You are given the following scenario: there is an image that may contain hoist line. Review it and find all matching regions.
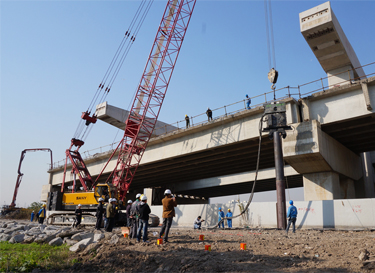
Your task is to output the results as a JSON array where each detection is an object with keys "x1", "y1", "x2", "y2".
[
  {"x1": 106, "y1": 0, "x2": 155, "y2": 92},
  {"x1": 264, "y1": 0, "x2": 271, "y2": 70},
  {"x1": 268, "y1": 0, "x2": 276, "y2": 69},
  {"x1": 72, "y1": 0, "x2": 154, "y2": 142},
  {"x1": 264, "y1": 0, "x2": 276, "y2": 70},
  {"x1": 87, "y1": 0, "x2": 150, "y2": 113}
]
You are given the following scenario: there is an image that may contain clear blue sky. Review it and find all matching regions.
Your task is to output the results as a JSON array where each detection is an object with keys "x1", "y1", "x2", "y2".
[{"x1": 1, "y1": 0, "x2": 374, "y2": 207}]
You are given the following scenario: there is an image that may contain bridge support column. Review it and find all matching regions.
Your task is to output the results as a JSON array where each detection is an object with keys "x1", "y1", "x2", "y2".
[{"x1": 303, "y1": 172, "x2": 340, "y2": 200}]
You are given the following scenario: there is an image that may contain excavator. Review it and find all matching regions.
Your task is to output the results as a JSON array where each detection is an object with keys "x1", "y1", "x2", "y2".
[{"x1": 46, "y1": 0, "x2": 196, "y2": 227}]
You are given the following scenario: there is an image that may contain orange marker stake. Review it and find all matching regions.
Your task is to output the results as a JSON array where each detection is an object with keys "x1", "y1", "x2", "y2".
[
  {"x1": 123, "y1": 233, "x2": 128, "y2": 238},
  {"x1": 240, "y1": 243, "x2": 246, "y2": 250},
  {"x1": 157, "y1": 238, "x2": 163, "y2": 245},
  {"x1": 205, "y1": 245, "x2": 211, "y2": 251},
  {"x1": 199, "y1": 235, "x2": 204, "y2": 241}
]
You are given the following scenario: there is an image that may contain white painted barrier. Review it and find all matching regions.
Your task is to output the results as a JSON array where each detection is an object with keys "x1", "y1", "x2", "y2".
[{"x1": 150, "y1": 198, "x2": 375, "y2": 229}]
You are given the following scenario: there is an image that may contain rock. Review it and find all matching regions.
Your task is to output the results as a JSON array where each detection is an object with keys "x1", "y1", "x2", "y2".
[
  {"x1": 108, "y1": 234, "x2": 119, "y2": 245},
  {"x1": 49, "y1": 237, "x2": 63, "y2": 246},
  {"x1": 71, "y1": 232, "x2": 94, "y2": 241},
  {"x1": 58, "y1": 229, "x2": 81, "y2": 238},
  {"x1": 4, "y1": 225, "x2": 25, "y2": 234},
  {"x1": 39, "y1": 225, "x2": 46, "y2": 232},
  {"x1": 11, "y1": 234, "x2": 25, "y2": 243},
  {"x1": 104, "y1": 232, "x2": 113, "y2": 240},
  {"x1": 0, "y1": 223, "x2": 7, "y2": 228},
  {"x1": 24, "y1": 235, "x2": 36, "y2": 244},
  {"x1": 93, "y1": 233, "x2": 104, "y2": 243},
  {"x1": 0, "y1": 228, "x2": 6, "y2": 233},
  {"x1": 359, "y1": 249, "x2": 369, "y2": 261},
  {"x1": 34, "y1": 234, "x2": 56, "y2": 244},
  {"x1": 69, "y1": 238, "x2": 93, "y2": 252},
  {"x1": 82, "y1": 243, "x2": 101, "y2": 255},
  {"x1": 0, "y1": 234, "x2": 12, "y2": 242},
  {"x1": 64, "y1": 238, "x2": 78, "y2": 246}
]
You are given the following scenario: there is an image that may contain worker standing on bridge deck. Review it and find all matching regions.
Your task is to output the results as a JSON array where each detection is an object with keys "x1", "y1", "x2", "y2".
[
  {"x1": 245, "y1": 95, "x2": 251, "y2": 109},
  {"x1": 130, "y1": 193, "x2": 142, "y2": 238},
  {"x1": 185, "y1": 115, "x2": 190, "y2": 128},
  {"x1": 159, "y1": 189, "x2": 177, "y2": 243},
  {"x1": 206, "y1": 108, "x2": 213, "y2": 121},
  {"x1": 286, "y1": 200, "x2": 298, "y2": 234},
  {"x1": 38, "y1": 204, "x2": 46, "y2": 224},
  {"x1": 226, "y1": 209, "x2": 233, "y2": 228},
  {"x1": 218, "y1": 207, "x2": 224, "y2": 228},
  {"x1": 95, "y1": 198, "x2": 105, "y2": 230},
  {"x1": 73, "y1": 204, "x2": 82, "y2": 228}
]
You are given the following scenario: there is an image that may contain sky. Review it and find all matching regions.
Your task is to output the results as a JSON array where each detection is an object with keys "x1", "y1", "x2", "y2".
[{"x1": 1, "y1": 0, "x2": 374, "y2": 207}]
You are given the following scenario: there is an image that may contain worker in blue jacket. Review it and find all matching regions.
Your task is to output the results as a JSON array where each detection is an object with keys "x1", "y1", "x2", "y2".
[
  {"x1": 30, "y1": 211, "x2": 35, "y2": 222},
  {"x1": 226, "y1": 209, "x2": 233, "y2": 228},
  {"x1": 38, "y1": 204, "x2": 46, "y2": 224},
  {"x1": 286, "y1": 200, "x2": 298, "y2": 234},
  {"x1": 218, "y1": 207, "x2": 224, "y2": 228}
]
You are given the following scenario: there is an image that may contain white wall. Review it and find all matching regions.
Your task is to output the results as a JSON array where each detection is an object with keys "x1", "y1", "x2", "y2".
[{"x1": 150, "y1": 198, "x2": 375, "y2": 229}]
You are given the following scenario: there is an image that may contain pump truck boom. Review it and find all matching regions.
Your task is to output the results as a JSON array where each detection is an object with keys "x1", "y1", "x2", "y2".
[
  {"x1": 47, "y1": 0, "x2": 196, "y2": 226},
  {"x1": 1, "y1": 149, "x2": 52, "y2": 216}
]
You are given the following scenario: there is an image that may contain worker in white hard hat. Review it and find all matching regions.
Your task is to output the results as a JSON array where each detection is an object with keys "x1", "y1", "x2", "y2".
[
  {"x1": 137, "y1": 195, "x2": 151, "y2": 243},
  {"x1": 130, "y1": 193, "x2": 142, "y2": 239},
  {"x1": 105, "y1": 198, "x2": 116, "y2": 232},
  {"x1": 95, "y1": 197, "x2": 105, "y2": 230},
  {"x1": 126, "y1": 200, "x2": 133, "y2": 229},
  {"x1": 159, "y1": 189, "x2": 177, "y2": 243},
  {"x1": 73, "y1": 204, "x2": 82, "y2": 228},
  {"x1": 185, "y1": 114, "x2": 190, "y2": 128}
]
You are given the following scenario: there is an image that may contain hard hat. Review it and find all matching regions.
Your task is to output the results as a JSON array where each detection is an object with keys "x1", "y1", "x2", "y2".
[
  {"x1": 246, "y1": 94, "x2": 248, "y2": 97},
  {"x1": 141, "y1": 195, "x2": 147, "y2": 201},
  {"x1": 164, "y1": 189, "x2": 172, "y2": 195},
  {"x1": 207, "y1": 107, "x2": 210, "y2": 109},
  {"x1": 78, "y1": 204, "x2": 82, "y2": 207},
  {"x1": 127, "y1": 200, "x2": 133, "y2": 204},
  {"x1": 98, "y1": 197, "x2": 104, "y2": 202},
  {"x1": 42, "y1": 204, "x2": 46, "y2": 208},
  {"x1": 218, "y1": 207, "x2": 222, "y2": 210},
  {"x1": 136, "y1": 193, "x2": 142, "y2": 199},
  {"x1": 185, "y1": 114, "x2": 187, "y2": 117},
  {"x1": 111, "y1": 198, "x2": 117, "y2": 202},
  {"x1": 228, "y1": 209, "x2": 231, "y2": 211},
  {"x1": 289, "y1": 200, "x2": 294, "y2": 205}
]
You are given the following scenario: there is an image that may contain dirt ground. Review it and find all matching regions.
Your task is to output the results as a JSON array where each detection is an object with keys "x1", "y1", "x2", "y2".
[{"x1": 65, "y1": 227, "x2": 375, "y2": 272}]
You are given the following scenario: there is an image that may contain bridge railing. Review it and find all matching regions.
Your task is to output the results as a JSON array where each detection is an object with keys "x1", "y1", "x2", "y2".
[{"x1": 52, "y1": 61, "x2": 375, "y2": 168}]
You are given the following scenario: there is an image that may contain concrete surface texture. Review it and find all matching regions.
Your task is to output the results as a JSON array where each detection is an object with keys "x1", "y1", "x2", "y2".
[{"x1": 150, "y1": 198, "x2": 375, "y2": 229}]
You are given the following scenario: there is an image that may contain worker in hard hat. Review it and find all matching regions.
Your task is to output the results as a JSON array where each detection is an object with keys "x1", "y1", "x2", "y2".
[
  {"x1": 218, "y1": 207, "x2": 224, "y2": 228},
  {"x1": 193, "y1": 216, "x2": 204, "y2": 229},
  {"x1": 158, "y1": 189, "x2": 177, "y2": 243},
  {"x1": 206, "y1": 107, "x2": 213, "y2": 121},
  {"x1": 286, "y1": 200, "x2": 298, "y2": 234},
  {"x1": 30, "y1": 211, "x2": 35, "y2": 222},
  {"x1": 95, "y1": 197, "x2": 105, "y2": 230},
  {"x1": 245, "y1": 94, "x2": 251, "y2": 109},
  {"x1": 137, "y1": 195, "x2": 151, "y2": 243},
  {"x1": 38, "y1": 204, "x2": 47, "y2": 224},
  {"x1": 73, "y1": 204, "x2": 82, "y2": 228},
  {"x1": 105, "y1": 198, "x2": 117, "y2": 232},
  {"x1": 185, "y1": 115, "x2": 190, "y2": 129},
  {"x1": 226, "y1": 209, "x2": 233, "y2": 228},
  {"x1": 130, "y1": 193, "x2": 142, "y2": 238}
]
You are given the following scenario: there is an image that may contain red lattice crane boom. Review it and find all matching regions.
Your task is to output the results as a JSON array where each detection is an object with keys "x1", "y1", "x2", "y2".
[{"x1": 97, "y1": 0, "x2": 196, "y2": 200}]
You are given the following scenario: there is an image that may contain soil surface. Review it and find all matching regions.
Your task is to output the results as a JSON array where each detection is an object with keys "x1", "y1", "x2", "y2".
[{"x1": 65, "y1": 227, "x2": 375, "y2": 272}]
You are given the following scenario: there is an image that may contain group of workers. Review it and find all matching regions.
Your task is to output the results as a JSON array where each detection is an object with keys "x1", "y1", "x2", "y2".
[
  {"x1": 30, "y1": 204, "x2": 47, "y2": 224},
  {"x1": 184, "y1": 95, "x2": 252, "y2": 129}
]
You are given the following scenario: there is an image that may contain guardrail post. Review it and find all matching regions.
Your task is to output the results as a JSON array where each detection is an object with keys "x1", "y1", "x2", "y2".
[
  {"x1": 177, "y1": 121, "x2": 179, "y2": 130},
  {"x1": 348, "y1": 70, "x2": 351, "y2": 84},
  {"x1": 298, "y1": 85, "x2": 301, "y2": 99},
  {"x1": 224, "y1": 106, "x2": 227, "y2": 116},
  {"x1": 287, "y1": 86, "x2": 290, "y2": 98},
  {"x1": 264, "y1": 93, "x2": 267, "y2": 103},
  {"x1": 321, "y1": 78, "x2": 325, "y2": 92},
  {"x1": 191, "y1": 117, "x2": 193, "y2": 126},
  {"x1": 243, "y1": 100, "x2": 246, "y2": 109},
  {"x1": 165, "y1": 125, "x2": 167, "y2": 133}
]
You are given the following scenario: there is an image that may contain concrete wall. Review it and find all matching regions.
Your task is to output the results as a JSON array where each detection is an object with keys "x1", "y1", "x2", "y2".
[{"x1": 150, "y1": 198, "x2": 375, "y2": 229}]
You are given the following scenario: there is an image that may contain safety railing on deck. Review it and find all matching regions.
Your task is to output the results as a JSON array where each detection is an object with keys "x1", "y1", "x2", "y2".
[{"x1": 52, "y1": 61, "x2": 375, "y2": 169}]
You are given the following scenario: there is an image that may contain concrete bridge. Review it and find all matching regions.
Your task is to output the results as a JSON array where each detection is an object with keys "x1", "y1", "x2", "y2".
[{"x1": 42, "y1": 1, "x2": 375, "y2": 205}]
